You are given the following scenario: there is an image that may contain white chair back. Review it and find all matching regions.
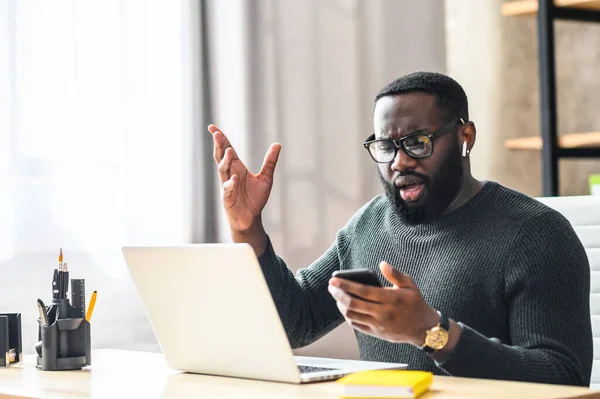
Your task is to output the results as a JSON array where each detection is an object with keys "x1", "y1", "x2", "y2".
[{"x1": 537, "y1": 195, "x2": 600, "y2": 388}]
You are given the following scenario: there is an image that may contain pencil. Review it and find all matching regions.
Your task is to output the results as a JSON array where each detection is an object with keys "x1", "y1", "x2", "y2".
[
  {"x1": 86, "y1": 291, "x2": 97, "y2": 322},
  {"x1": 58, "y1": 248, "x2": 64, "y2": 298}
]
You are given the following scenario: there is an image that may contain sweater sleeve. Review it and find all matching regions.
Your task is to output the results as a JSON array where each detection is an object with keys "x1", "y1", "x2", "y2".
[
  {"x1": 257, "y1": 234, "x2": 348, "y2": 349},
  {"x1": 437, "y1": 210, "x2": 593, "y2": 386}
]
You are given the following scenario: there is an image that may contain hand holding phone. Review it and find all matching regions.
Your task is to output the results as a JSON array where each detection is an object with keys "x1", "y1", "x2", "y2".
[{"x1": 331, "y1": 268, "x2": 382, "y2": 287}]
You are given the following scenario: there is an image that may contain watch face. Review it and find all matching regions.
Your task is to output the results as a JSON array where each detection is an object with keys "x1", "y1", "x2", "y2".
[{"x1": 425, "y1": 326, "x2": 449, "y2": 350}]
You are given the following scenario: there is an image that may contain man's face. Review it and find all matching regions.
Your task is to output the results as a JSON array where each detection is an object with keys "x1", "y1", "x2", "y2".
[{"x1": 373, "y1": 92, "x2": 463, "y2": 224}]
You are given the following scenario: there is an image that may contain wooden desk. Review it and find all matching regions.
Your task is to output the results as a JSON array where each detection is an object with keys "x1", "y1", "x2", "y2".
[{"x1": 0, "y1": 350, "x2": 599, "y2": 398}]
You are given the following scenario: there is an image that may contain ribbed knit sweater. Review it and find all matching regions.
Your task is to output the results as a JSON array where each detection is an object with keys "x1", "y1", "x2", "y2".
[{"x1": 258, "y1": 181, "x2": 593, "y2": 386}]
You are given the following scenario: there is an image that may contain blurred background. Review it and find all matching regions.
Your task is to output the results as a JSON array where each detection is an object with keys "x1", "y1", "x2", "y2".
[{"x1": 1, "y1": 0, "x2": 599, "y2": 359}]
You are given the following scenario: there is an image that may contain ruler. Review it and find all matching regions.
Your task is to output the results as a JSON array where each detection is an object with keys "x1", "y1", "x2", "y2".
[{"x1": 71, "y1": 279, "x2": 86, "y2": 319}]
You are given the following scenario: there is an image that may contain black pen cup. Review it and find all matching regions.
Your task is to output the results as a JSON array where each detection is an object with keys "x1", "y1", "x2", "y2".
[{"x1": 36, "y1": 301, "x2": 91, "y2": 371}]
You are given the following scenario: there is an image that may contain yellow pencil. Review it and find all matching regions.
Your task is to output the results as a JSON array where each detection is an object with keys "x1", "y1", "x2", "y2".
[{"x1": 86, "y1": 291, "x2": 97, "y2": 322}]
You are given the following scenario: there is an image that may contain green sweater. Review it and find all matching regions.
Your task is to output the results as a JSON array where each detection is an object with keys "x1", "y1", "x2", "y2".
[{"x1": 258, "y1": 181, "x2": 593, "y2": 386}]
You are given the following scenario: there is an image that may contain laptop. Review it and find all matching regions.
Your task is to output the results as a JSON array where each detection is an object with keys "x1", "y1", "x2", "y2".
[{"x1": 122, "y1": 243, "x2": 407, "y2": 384}]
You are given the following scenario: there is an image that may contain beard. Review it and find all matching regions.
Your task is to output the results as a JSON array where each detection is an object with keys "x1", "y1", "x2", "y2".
[{"x1": 378, "y1": 141, "x2": 464, "y2": 225}]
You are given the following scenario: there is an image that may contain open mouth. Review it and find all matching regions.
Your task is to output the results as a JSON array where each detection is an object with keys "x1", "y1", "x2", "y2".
[{"x1": 395, "y1": 179, "x2": 426, "y2": 202}]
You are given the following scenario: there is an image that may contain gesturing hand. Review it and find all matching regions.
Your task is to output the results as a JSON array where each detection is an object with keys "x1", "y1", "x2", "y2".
[
  {"x1": 208, "y1": 124, "x2": 281, "y2": 233},
  {"x1": 328, "y1": 261, "x2": 440, "y2": 347}
]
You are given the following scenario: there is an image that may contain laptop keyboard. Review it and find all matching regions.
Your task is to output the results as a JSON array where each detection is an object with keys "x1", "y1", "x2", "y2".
[{"x1": 297, "y1": 365, "x2": 339, "y2": 374}]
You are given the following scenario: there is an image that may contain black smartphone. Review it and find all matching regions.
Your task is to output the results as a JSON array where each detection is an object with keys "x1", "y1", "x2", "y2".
[{"x1": 332, "y1": 268, "x2": 382, "y2": 287}]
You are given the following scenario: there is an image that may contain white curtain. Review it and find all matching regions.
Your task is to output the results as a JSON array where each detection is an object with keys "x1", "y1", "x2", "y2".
[{"x1": 0, "y1": 0, "x2": 201, "y2": 353}]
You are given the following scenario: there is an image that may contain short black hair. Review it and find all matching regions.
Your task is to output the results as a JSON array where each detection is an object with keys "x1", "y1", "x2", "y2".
[{"x1": 374, "y1": 71, "x2": 469, "y2": 123}]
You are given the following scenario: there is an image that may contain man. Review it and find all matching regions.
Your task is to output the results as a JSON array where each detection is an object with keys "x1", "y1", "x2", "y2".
[{"x1": 208, "y1": 72, "x2": 592, "y2": 386}]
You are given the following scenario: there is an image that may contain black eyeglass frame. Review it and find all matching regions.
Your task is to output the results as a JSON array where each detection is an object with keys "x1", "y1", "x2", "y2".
[{"x1": 363, "y1": 118, "x2": 466, "y2": 163}]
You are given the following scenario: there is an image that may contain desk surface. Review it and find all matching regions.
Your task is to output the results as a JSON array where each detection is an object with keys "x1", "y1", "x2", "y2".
[{"x1": 0, "y1": 349, "x2": 599, "y2": 399}]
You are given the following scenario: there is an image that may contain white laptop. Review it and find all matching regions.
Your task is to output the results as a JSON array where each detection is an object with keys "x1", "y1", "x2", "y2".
[{"x1": 122, "y1": 243, "x2": 407, "y2": 384}]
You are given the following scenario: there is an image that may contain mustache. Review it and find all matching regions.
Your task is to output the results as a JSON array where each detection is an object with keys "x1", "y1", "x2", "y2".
[{"x1": 391, "y1": 171, "x2": 430, "y2": 185}]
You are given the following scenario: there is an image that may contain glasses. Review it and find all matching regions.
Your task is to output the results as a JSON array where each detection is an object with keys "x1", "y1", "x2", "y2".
[{"x1": 363, "y1": 118, "x2": 465, "y2": 163}]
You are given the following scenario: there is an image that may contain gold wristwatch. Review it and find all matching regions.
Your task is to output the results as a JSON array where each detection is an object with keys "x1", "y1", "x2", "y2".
[{"x1": 421, "y1": 311, "x2": 450, "y2": 353}]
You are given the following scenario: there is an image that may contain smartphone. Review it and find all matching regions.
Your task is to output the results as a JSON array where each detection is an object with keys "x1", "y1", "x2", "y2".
[{"x1": 332, "y1": 268, "x2": 382, "y2": 287}]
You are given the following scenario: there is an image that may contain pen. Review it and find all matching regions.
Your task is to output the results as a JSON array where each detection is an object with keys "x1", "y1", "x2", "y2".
[
  {"x1": 52, "y1": 269, "x2": 59, "y2": 300},
  {"x1": 58, "y1": 248, "x2": 64, "y2": 298},
  {"x1": 37, "y1": 298, "x2": 49, "y2": 326},
  {"x1": 62, "y1": 262, "x2": 69, "y2": 299},
  {"x1": 86, "y1": 291, "x2": 97, "y2": 322}
]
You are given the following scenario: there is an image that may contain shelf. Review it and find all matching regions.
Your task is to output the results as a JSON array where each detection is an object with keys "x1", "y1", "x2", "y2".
[
  {"x1": 504, "y1": 131, "x2": 600, "y2": 150},
  {"x1": 502, "y1": 0, "x2": 600, "y2": 194},
  {"x1": 502, "y1": 0, "x2": 600, "y2": 16}
]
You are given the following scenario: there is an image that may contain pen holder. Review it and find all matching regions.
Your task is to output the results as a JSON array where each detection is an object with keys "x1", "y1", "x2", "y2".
[
  {"x1": 0, "y1": 313, "x2": 22, "y2": 367},
  {"x1": 35, "y1": 299, "x2": 91, "y2": 371}
]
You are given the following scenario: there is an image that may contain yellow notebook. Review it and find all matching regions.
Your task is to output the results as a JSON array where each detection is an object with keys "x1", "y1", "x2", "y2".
[{"x1": 337, "y1": 370, "x2": 433, "y2": 399}]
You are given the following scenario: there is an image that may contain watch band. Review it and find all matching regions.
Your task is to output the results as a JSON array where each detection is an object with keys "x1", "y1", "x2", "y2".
[
  {"x1": 438, "y1": 311, "x2": 450, "y2": 330},
  {"x1": 422, "y1": 311, "x2": 450, "y2": 353}
]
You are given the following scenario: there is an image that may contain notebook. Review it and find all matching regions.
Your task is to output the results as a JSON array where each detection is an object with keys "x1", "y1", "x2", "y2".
[{"x1": 337, "y1": 370, "x2": 433, "y2": 399}]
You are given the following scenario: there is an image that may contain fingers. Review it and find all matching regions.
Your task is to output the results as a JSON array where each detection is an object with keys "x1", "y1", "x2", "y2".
[
  {"x1": 258, "y1": 143, "x2": 282, "y2": 183},
  {"x1": 207, "y1": 124, "x2": 220, "y2": 135},
  {"x1": 218, "y1": 147, "x2": 234, "y2": 184},
  {"x1": 209, "y1": 125, "x2": 281, "y2": 184},
  {"x1": 333, "y1": 297, "x2": 376, "y2": 333},
  {"x1": 221, "y1": 174, "x2": 238, "y2": 207},
  {"x1": 349, "y1": 322, "x2": 374, "y2": 336},
  {"x1": 338, "y1": 304, "x2": 374, "y2": 334},
  {"x1": 379, "y1": 261, "x2": 417, "y2": 289},
  {"x1": 329, "y1": 277, "x2": 386, "y2": 303},
  {"x1": 329, "y1": 285, "x2": 379, "y2": 316},
  {"x1": 209, "y1": 125, "x2": 239, "y2": 164},
  {"x1": 335, "y1": 301, "x2": 377, "y2": 325}
]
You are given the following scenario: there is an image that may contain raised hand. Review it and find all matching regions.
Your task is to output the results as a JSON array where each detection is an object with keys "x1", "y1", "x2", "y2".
[{"x1": 208, "y1": 124, "x2": 281, "y2": 252}]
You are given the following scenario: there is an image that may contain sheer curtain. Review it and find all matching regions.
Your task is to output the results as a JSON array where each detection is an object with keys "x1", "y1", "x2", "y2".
[{"x1": 0, "y1": 0, "x2": 202, "y2": 353}]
